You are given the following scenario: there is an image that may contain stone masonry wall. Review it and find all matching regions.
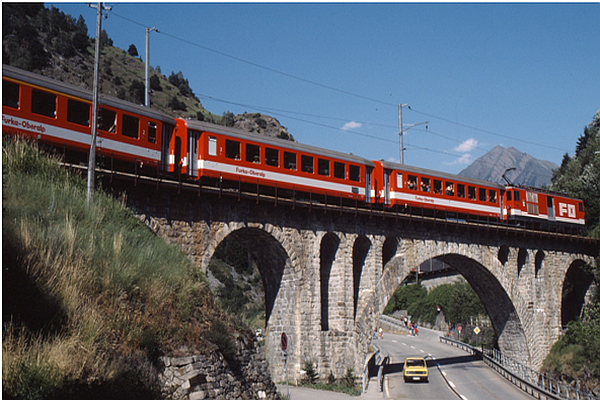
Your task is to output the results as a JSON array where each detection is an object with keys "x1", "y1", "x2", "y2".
[{"x1": 159, "y1": 335, "x2": 280, "y2": 400}]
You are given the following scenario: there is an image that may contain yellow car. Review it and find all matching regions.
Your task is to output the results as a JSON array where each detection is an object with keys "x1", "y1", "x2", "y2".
[{"x1": 403, "y1": 357, "x2": 429, "y2": 382}]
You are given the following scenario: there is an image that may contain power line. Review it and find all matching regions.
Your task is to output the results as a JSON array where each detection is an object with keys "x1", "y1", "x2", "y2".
[
  {"x1": 108, "y1": 8, "x2": 571, "y2": 155},
  {"x1": 197, "y1": 93, "x2": 399, "y2": 145}
]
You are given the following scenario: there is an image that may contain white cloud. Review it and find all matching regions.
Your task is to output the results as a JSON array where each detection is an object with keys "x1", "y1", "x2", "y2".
[
  {"x1": 457, "y1": 153, "x2": 473, "y2": 164},
  {"x1": 453, "y1": 138, "x2": 478, "y2": 153},
  {"x1": 445, "y1": 153, "x2": 473, "y2": 166},
  {"x1": 341, "y1": 121, "x2": 362, "y2": 131}
]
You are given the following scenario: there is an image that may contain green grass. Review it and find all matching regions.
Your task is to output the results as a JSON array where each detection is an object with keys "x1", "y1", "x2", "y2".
[{"x1": 2, "y1": 137, "x2": 238, "y2": 399}]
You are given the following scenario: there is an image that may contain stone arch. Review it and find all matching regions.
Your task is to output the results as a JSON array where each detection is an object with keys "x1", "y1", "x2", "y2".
[
  {"x1": 353, "y1": 235, "x2": 371, "y2": 319},
  {"x1": 517, "y1": 247, "x2": 528, "y2": 277},
  {"x1": 367, "y1": 246, "x2": 531, "y2": 366},
  {"x1": 561, "y1": 260, "x2": 595, "y2": 327},
  {"x1": 320, "y1": 233, "x2": 341, "y2": 331},
  {"x1": 535, "y1": 250, "x2": 545, "y2": 278},
  {"x1": 439, "y1": 253, "x2": 531, "y2": 365},
  {"x1": 382, "y1": 237, "x2": 398, "y2": 272},
  {"x1": 211, "y1": 226, "x2": 290, "y2": 326}
]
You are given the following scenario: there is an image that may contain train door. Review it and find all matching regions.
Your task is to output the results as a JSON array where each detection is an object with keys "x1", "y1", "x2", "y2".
[
  {"x1": 547, "y1": 196, "x2": 555, "y2": 222},
  {"x1": 383, "y1": 168, "x2": 391, "y2": 205},
  {"x1": 188, "y1": 129, "x2": 201, "y2": 178},
  {"x1": 161, "y1": 123, "x2": 175, "y2": 171},
  {"x1": 365, "y1": 166, "x2": 372, "y2": 203}
]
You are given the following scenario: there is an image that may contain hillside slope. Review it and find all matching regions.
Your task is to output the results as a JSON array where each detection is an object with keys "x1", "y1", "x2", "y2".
[
  {"x1": 2, "y1": 138, "x2": 278, "y2": 399},
  {"x1": 2, "y1": 3, "x2": 292, "y2": 140}
]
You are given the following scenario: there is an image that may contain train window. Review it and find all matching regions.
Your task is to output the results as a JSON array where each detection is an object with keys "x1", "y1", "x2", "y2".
[
  {"x1": 408, "y1": 175, "x2": 418, "y2": 190},
  {"x1": 122, "y1": 114, "x2": 139, "y2": 139},
  {"x1": 301, "y1": 155, "x2": 313, "y2": 173},
  {"x1": 265, "y1": 147, "x2": 279, "y2": 167},
  {"x1": 420, "y1": 177, "x2": 430, "y2": 192},
  {"x1": 526, "y1": 192, "x2": 538, "y2": 204},
  {"x1": 468, "y1": 186, "x2": 476, "y2": 200},
  {"x1": 396, "y1": 173, "x2": 403, "y2": 188},
  {"x1": 67, "y1": 99, "x2": 90, "y2": 127},
  {"x1": 246, "y1": 143, "x2": 260, "y2": 163},
  {"x1": 478, "y1": 188, "x2": 487, "y2": 202},
  {"x1": 283, "y1": 151, "x2": 297, "y2": 170},
  {"x1": 350, "y1": 165, "x2": 360, "y2": 182},
  {"x1": 527, "y1": 203, "x2": 539, "y2": 215},
  {"x1": 579, "y1": 202, "x2": 584, "y2": 212},
  {"x1": 148, "y1": 121, "x2": 157, "y2": 144},
  {"x1": 446, "y1": 182, "x2": 454, "y2": 196},
  {"x1": 31, "y1": 89, "x2": 56, "y2": 118},
  {"x1": 225, "y1": 139, "x2": 241, "y2": 160},
  {"x1": 506, "y1": 191, "x2": 512, "y2": 201},
  {"x1": 318, "y1": 158, "x2": 330, "y2": 176},
  {"x1": 514, "y1": 190, "x2": 520, "y2": 202},
  {"x1": 3, "y1": 81, "x2": 20, "y2": 108},
  {"x1": 457, "y1": 184, "x2": 465, "y2": 198},
  {"x1": 489, "y1": 190, "x2": 497, "y2": 203},
  {"x1": 98, "y1": 108, "x2": 117, "y2": 132},
  {"x1": 433, "y1": 179, "x2": 442, "y2": 194},
  {"x1": 334, "y1": 162, "x2": 345, "y2": 179},
  {"x1": 208, "y1": 136, "x2": 217, "y2": 156}
]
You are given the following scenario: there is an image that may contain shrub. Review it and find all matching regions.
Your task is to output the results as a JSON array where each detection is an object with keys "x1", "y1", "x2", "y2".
[
  {"x1": 301, "y1": 361, "x2": 319, "y2": 385},
  {"x1": 340, "y1": 368, "x2": 356, "y2": 388}
]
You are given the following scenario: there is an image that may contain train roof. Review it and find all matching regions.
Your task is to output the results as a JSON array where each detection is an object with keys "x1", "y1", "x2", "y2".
[
  {"x1": 2, "y1": 64, "x2": 175, "y2": 124},
  {"x1": 378, "y1": 159, "x2": 505, "y2": 190},
  {"x1": 183, "y1": 119, "x2": 375, "y2": 167}
]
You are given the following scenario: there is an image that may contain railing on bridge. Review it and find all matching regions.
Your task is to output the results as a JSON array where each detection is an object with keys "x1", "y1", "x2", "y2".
[{"x1": 440, "y1": 336, "x2": 599, "y2": 400}]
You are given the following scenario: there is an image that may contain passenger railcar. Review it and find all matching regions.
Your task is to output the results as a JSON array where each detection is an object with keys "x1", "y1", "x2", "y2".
[
  {"x1": 2, "y1": 64, "x2": 178, "y2": 173},
  {"x1": 176, "y1": 119, "x2": 374, "y2": 202},
  {"x1": 372, "y1": 160, "x2": 504, "y2": 220}
]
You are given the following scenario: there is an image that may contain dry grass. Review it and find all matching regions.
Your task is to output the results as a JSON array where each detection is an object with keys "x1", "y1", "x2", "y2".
[{"x1": 2, "y1": 137, "x2": 237, "y2": 399}]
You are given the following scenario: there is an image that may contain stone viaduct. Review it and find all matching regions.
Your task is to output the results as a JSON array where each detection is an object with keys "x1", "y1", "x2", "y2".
[{"x1": 107, "y1": 177, "x2": 598, "y2": 383}]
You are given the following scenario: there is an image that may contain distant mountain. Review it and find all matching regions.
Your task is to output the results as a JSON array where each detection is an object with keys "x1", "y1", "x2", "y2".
[{"x1": 458, "y1": 146, "x2": 557, "y2": 188}]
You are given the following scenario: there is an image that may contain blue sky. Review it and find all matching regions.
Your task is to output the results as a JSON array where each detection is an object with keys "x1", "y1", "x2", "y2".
[{"x1": 51, "y1": 2, "x2": 599, "y2": 176}]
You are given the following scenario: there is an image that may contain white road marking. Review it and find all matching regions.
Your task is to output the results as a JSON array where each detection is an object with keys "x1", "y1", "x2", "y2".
[{"x1": 448, "y1": 380, "x2": 456, "y2": 388}]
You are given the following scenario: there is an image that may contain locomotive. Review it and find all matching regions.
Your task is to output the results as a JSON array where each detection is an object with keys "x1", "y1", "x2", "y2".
[{"x1": 2, "y1": 64, "x2": 585, "y2": 231}]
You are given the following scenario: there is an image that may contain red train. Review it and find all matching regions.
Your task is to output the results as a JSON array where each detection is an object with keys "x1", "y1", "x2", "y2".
[{"x1": 2, "y1": 65, "x2": 585, "y2": 231}]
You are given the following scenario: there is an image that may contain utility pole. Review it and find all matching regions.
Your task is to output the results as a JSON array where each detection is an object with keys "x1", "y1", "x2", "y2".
[
  {"x1": 145, "y1": 26, "x2": 158, "y2": 107},
  {"x1": 87, "y1": 2, "x2": 111, "y2": 204},
  {"x1": 398, "y1": 103, "x2": 428, "y2": 165},
  {"x1": 398, "y1": 103, "x2": 408, "y2": 165}
]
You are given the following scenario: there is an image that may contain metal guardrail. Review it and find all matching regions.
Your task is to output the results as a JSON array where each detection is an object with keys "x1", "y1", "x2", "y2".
[
  {"x1": 362, "y1": 343, "x2": 390, "y2": 394},
  {"x1": 380, "y1": 314, "x2": 410, "y2": 332},
  {"x1": 440, "y1": 337, "x2": 598, "y2": 400}
]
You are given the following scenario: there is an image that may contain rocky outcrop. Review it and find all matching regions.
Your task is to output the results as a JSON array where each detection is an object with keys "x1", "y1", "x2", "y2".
[{"x1": 233, "y1": 113, "x2": 294, "y2": 142}]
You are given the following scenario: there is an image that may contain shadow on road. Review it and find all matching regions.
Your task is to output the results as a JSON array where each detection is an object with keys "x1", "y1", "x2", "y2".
[{"x1": 383, "y1": 354, "x2": 481, "y2": 376}]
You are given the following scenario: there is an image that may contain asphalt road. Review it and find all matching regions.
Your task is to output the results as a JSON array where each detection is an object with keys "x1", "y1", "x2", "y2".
[
  {"x1": 376, "y1": 328, "x2": 534, "y2": 400},
  {"x1": 276, "y1": 327, "x2": 534, "y2": 399}
]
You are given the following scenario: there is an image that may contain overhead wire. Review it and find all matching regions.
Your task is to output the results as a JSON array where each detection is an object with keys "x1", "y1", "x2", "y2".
[{"x1": 107, "y1": 8, "x2": 570, "y2": 160}]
